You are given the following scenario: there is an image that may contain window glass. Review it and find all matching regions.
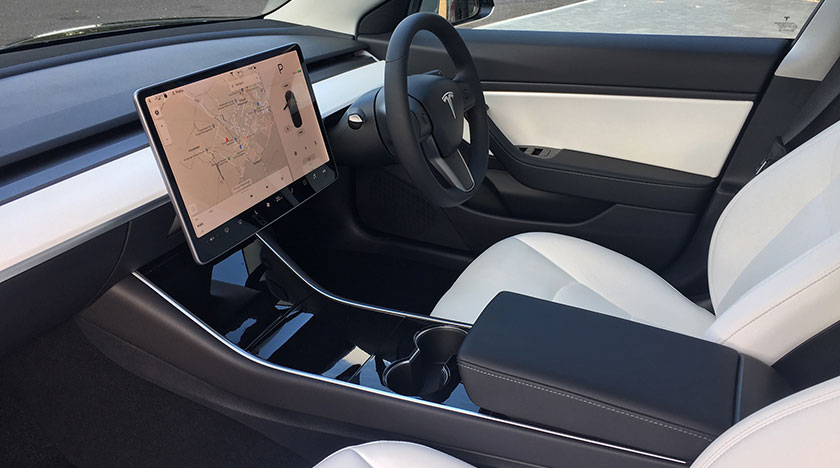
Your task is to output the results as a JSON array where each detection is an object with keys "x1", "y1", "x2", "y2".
[{"x1": 459, "y1": 0, "x2": 820, "y2": 39}]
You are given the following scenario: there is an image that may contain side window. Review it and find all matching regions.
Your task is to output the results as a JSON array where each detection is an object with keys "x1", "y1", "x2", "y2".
[{"x1": 447, "y1": 0, "x2": 821, "y2": 39}]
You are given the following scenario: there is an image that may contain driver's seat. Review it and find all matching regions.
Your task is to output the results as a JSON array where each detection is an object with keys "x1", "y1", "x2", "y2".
[{"x1": 431, "y1": 120, "x2": 840, "y2": 364}]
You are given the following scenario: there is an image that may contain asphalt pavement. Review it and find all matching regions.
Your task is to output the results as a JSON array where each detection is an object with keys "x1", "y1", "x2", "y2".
[{"x1": 477, "y1": 0, "x2": 818, "y2": 38}]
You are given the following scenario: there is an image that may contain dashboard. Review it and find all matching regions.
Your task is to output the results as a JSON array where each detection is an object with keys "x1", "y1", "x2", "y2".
[
  {"x1": 0, "y1": 20, "x2": 358, "y2": 169},
  {"x1": 0, "y1": 21, "x2": 385, "y2": 281},
  {"x1": 0, "y1": 20, "x2": 384, "y2": 353}
]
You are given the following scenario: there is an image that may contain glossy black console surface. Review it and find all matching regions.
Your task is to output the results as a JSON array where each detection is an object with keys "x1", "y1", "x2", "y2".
[{"x1": 140, "y1": 240, "x2": 477, "y2": 411}]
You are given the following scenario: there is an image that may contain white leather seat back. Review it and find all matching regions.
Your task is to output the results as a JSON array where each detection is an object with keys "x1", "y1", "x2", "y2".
[
  {"x1": 705, "y1": 120, "x2": 840, "y2": 363},
  {"x1": 690, "y1": 374, "x2": 840, "y2": 468}
]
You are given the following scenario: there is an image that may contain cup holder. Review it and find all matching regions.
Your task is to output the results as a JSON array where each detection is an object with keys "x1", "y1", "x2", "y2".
[{"x1": 383, "y1": 325, "x2": 468, "y2": 401}]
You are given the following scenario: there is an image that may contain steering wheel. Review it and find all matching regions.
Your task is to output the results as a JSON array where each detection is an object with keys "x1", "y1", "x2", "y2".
[{"x1": 384, "y1": 13, "x2": 489, "y2": 208}]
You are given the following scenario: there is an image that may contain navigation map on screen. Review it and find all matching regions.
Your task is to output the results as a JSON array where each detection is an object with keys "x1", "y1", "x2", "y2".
[{"x1": 144, "y1": 49, "x2": 329, "y2": 238}]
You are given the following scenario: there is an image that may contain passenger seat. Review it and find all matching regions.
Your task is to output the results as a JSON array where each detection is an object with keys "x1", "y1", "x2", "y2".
[{"x1": 315, "y1": 373, "x2": 840, "y2": 467}]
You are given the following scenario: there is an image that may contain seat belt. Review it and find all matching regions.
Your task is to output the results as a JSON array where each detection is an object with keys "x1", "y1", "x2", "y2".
[{"x1": 756, "y1": 62, "x2": 840, "y2": 175}]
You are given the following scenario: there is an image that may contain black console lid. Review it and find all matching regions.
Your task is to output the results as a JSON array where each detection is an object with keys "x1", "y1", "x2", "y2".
[{"x1": 458, "y1": 293, "x2": 743, "y2": 461}]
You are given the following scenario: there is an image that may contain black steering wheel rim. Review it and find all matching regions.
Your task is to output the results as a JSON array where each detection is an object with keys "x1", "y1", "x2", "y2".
[{"x1": 384, "y1": 12, "x2": 489, "y2": 208}]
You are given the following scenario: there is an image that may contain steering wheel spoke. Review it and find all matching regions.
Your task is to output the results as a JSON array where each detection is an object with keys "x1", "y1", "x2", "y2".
[
  {"x1": 384, "y1": 12, "x2": 488, "y2": 207},
  {"x1": 420, "y1": 137, "x2": 475, "y2": 192},
  {"x1": 454, "y1": 78, "x2": 477, "y2": 112},
  {"x1": 411, "y1": 106, "x2": 433, "y2": 139}
]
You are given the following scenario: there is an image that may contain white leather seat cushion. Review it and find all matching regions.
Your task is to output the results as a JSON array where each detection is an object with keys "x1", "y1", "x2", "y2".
[
  {"x1": 690, "y1": 374, "x2": 840, "y2": 468},
  {"x1": 317, "y1": 376, "x2": 840, "y2": 468},
  {"x1": 431, "y1": 232, "x2": 714, "y2": 336},
  {"x1": 314, "y1": 441, "x2": 475, "y2": 468}
]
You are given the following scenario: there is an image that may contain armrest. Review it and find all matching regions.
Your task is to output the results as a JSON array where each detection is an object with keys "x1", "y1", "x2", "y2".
[{"x1": 457, "y1": 293, "x2": 791, "y2": 461}]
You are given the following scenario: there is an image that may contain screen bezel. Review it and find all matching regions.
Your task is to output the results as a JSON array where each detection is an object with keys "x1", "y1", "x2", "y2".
[{"x1": 134, "y1": 43, "x2": 338, "y2": 265}]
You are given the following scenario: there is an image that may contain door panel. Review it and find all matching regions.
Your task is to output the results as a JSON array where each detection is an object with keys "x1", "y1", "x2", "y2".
[
  {"x1": 484, "y1": 91, "x2": 752, "y2": 177},
  {"x1": 362, "y1": 30, "x2": 787, "y2": 93},
  {"x1": 356, "y1": 164, "x2": 701, "y2": 271},
  {"x1": 487, "y1": 120, "x2": 716, "y2": 213},
  {"x1": 356, "y1": 30, "x2": 788, "y2": 276}
]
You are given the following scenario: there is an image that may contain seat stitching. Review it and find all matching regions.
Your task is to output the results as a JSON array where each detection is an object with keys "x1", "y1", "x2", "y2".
[
  {"x1": 514, "y1": 236, "x2": 705, "y2": 327},
  {"x1": 316, "y1": 446, "x2": 373, "y2": 467},
  {"x1": 719, "y1": 260, "x2": 840, "y2": 345},
  {"x1": 693, "y1": 388, "x2": 840, "y2": 468},
  {"x1": 709, "y1": 124, "x2": 840, "y2": 310},
  {"x1": 714, "y1": 221, "x2": 840, "y2": 315},
  {"x1": 512, "y1": 237, "x2": 625, "y2": 313},
  {"x1": 459, "y1": 363, "x2": 714, "y2": 441},
  {"x1": 346, "y1": 448, "x2": 376, "y2": 468}
]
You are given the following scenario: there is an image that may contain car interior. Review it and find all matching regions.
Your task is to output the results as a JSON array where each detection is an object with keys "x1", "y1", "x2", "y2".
[{"x1": 2, "y1": 0, "x2": 840, "y2": 466}]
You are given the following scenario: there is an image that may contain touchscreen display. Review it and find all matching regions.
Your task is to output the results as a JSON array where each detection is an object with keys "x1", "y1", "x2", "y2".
[{"x1": 144, "y1": 49, "x2": 329, "y2": 238}]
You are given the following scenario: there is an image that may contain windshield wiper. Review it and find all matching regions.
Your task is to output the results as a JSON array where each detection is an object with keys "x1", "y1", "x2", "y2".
[{"x1": 3, "y1": 17, "x2": 239, "y2": 50}]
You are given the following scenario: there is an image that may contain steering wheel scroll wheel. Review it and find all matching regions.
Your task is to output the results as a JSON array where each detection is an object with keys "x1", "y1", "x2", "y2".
[{"x1": 385, "y1": 12, "x2": 489, "y2": 208}]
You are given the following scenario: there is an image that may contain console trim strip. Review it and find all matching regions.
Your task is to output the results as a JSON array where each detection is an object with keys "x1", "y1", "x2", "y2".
[
  {"x1": 256, "y1": 231, "x2": 466, "y2": 326},
  {"x1": 132, "y1": 270, "x2": 686, "y2": 465}
]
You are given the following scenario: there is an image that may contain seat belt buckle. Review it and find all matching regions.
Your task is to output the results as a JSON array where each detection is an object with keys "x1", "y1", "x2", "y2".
[{"x1": 756, "y1": 137, "x2": 789, "y2": 175}]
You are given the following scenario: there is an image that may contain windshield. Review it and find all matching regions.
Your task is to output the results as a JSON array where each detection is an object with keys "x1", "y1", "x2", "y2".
[
  {"x1": 2, "y1": 0, "x2": 820, "y2": 50},
  {"x1": 2, "y1": 0, "x2": 288, "y2": 48}
]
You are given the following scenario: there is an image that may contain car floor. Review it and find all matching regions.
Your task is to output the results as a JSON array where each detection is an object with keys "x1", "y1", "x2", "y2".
[{"x1": 0, "y1": 321, "x2": 309, "y2": 468}]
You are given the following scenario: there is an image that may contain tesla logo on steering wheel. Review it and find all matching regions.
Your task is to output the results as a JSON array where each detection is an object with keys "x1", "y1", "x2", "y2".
[{"x1": 441, "y1": 91, "x2": 456, "y2": 120}]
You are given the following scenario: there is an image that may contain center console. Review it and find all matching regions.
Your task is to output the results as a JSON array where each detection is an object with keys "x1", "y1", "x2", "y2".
[
  {"x1": 456, "y1": 292, "x2": 793, "y2": 461},
  {"x1": 132, "y1": 234, "x2": 477, "y2": 411},
  {"x1": 78, "y1": 227, "x2": 798, "y2": 467}
]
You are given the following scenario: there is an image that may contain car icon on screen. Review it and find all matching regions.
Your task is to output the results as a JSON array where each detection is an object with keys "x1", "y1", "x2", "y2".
[{"x1": 284, "y1": 90, "x2": 303, "y2": 128}]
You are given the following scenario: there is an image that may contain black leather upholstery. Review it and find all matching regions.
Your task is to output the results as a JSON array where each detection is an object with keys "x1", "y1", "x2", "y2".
[{"x1": 457, "y1": 293, "x2": 741, "y2": 460}]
